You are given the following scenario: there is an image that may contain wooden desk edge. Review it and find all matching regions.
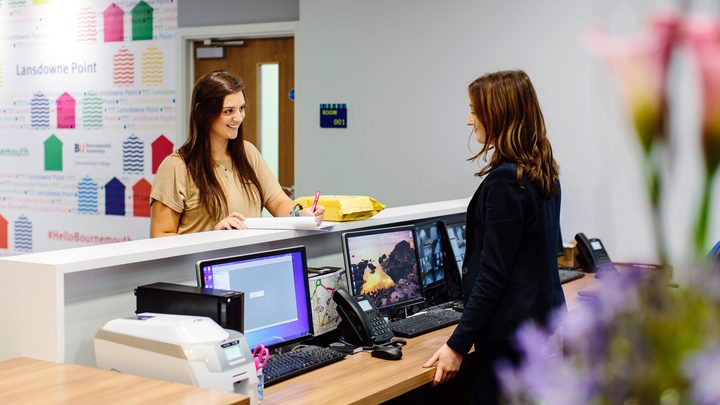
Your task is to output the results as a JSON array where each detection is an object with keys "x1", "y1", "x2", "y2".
[{"x1": 0, "y1": 357, "x2": 249, "y2": 405}]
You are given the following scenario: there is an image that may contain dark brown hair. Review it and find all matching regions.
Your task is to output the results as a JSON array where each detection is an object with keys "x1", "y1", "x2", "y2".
[
  {"x1": 178, "y1": 70, "x2": 264, "y2": 221},
  {"x1": 469, "y1": 70, "x2": 559, "y2": 198}
]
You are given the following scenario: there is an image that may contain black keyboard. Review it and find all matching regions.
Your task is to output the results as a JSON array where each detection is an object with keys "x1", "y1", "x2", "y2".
[
  {"x1": 425, "y1": 299, "x2": 464, "y2": 312},
  {"x1": 559, "y1": 269, "x2": 585, "y2": 284},
  {"x1": 389, "y1": 309, "x2": 462, "y2": 338},
  {"x1": 263, "y1": 345, "x2": 346, "y2": 386}
]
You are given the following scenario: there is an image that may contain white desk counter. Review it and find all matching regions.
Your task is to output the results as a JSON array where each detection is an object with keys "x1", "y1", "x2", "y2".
[{"x1": 0, "y1": 199, "x2": 467, "y2": 366}]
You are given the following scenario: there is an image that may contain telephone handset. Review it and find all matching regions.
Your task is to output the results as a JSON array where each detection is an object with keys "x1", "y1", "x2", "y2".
[
  {"x1": 574, "y1": 232, "x2": 617, "y2": 275},
  {"x1": 332, "y1": 288, "x2": 393, "y2": 346}
]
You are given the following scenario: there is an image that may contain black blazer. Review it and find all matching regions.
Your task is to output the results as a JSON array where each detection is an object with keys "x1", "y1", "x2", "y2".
[{"x1": 447, "y1": 162, "x2": 566, "y2": 354}]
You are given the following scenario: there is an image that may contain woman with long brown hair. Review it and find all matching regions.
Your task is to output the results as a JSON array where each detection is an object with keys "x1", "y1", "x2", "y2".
[
  {"x1": 424, "y1": 70, "x2": 566, "y2": 404},
  {"x1": 150, "y1": 70, "x2": 323, "y2": 236}
]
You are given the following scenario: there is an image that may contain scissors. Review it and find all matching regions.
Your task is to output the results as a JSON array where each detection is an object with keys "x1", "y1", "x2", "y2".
[{"x1": 253, "y1": 344, "x2": 269, "y2": 371}]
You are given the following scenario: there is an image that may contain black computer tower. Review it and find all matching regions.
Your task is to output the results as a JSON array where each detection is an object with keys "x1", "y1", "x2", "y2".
[{"x1": 135, "y1": 282, "x2": 244, "y2": 333}]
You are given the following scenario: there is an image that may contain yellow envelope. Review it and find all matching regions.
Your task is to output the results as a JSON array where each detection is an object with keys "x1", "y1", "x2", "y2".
[{"x1": 294, "y1": 195, "x2": 386, "y2": 222}]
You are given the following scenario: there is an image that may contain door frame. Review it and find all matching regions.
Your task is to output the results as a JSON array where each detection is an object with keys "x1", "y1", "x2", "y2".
[{"x1": 175, "y1": 22, "x2": 297, "y2": 148}]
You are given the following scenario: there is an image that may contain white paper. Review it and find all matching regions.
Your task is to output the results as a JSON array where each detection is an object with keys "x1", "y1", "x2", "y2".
[{"x1": 242, "y1": 217, "x2": 335, "y2": 230}]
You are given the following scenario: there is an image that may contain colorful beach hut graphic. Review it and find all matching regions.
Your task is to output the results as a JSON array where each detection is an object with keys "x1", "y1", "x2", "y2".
[
  {"x1": 151, "y1": 135, "x2": 172, "y2": 174},
  {"x1": 44, "y1": 134, "x2": 63, "y2": 171},
  {"x1": 133, "y1": 178, "x2": 151, "y2": 217},
  {"x1": 76, "y1": 5, "x2": 98, "y2": 43},
  {"x1": 0, "y1": 214, "x2": 8, "y2": 249},
  {"x1": 103, "y1": 3, "x2": 124, "y2": 42},
  {"x1": 113, "y1": 47, "x2": 134, "y2": 87},
  {"x1": 132, "y1": 1, "x2": 153, "y2": 41},
  {"x1": 82, "y1": 92, "x2": 103, "y2": 129},
  {"x1": 14, "y1": 215, "x2": 32, "y2": 253},
  {"x1": 104, "y1": 177, "x2": 126, "y2": 216},
  {"x1": 77, "y1": 176, "x2": 99, "y2": 214},
  {"x1": 123, "y1": 135, "x2": 144, "y2": 174},
  {"x1": 141, "y1": 47, "x2": 163, "y2": 86},
  {"x1": 56, "y1": 92, "x2": 76, "y2": 129},
  {"x1": 31, "y1": 92, "x2": 50, "y2": 129}
]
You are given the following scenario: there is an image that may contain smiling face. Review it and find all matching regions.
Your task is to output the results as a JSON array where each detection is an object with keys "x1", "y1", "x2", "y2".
[
  {"x1": 466, "y1": 99, "x2": 487, "y2": 144},
  {"x1": 210, "y1": 92, "x2": 246, "y2": 143}
]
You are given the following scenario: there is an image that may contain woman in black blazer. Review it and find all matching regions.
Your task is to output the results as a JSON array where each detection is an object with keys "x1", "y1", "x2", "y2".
[{"x1": 423, "y1": 70, "x2": 567, "y2": 404}]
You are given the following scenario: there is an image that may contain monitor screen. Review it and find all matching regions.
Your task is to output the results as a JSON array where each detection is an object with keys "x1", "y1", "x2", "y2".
[
  {"x1": 342, "y1": 226, "x2": 424, "y2": 311},
  {"x1": 196, "y1": 246, "x2": 313, "y2": 350},
  {"x1": 416, "y1": 221, "x2": 445, "y2": 288},
  {"x1": 444, "y1": 220, "x2": 467, "y2": 277}
]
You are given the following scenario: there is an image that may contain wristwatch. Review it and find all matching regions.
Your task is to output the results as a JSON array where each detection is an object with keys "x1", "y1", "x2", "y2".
[{"x1": 290, "y1": 203, "x2": 303, "y2": 217}]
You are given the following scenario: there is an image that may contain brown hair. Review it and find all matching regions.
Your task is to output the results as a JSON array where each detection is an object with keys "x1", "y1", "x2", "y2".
[
  {"x1": 178, "y1": 70, "x2": 264, "y2": 221},
  {"x1": 469, "y1": 70, "x2": 559, "y2": 198}
]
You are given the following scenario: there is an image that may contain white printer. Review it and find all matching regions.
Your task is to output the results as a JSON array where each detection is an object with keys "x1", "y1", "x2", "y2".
[{"x1": 94, "y1": 313, "x2": 258, "y2": 404}]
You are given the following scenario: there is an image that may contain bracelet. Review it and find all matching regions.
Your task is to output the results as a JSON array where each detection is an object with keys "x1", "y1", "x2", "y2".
[{"x1": 290, "y1": 203, "x2": 303, "y2": 217}]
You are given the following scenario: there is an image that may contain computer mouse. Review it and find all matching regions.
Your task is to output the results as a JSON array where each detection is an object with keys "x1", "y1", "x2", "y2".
[{"x1": 371, "y1": 346, "x2": 402, "y2": 360}]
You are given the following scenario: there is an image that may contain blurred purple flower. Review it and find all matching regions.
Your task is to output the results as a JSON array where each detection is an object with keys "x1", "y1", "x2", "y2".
[
  {"x1": 498, "y1": 271, "x2": 648, "y2": 403},
  {"x1": 684, "y1": 344, "x2": 720, "y2": 405},
  {"x1": 497, "y1": 323, "x2": 593, "y2": 404},
  {"x1": 555, "y1": 271, "x2": 638, "y2": 342}
]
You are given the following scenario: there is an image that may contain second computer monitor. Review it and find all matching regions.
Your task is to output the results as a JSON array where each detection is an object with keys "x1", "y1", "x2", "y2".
[
  {"x1": 416, "y1": 221, "x2": 445, "y2": 288},
  {"x1": 196, "y1": 246, "x2": 313, "y2": 351},
  {"x1": 342, "y1": 226, "x2": 424, "y2": 311},
  {"x1": 444, "y1": 219, "x2": 467, "y2": 277}
]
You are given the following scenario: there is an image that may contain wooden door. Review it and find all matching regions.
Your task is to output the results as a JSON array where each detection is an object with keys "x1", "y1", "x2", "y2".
[{"x1": 193, "y1": 37, "x2": 294, "y2": 190}]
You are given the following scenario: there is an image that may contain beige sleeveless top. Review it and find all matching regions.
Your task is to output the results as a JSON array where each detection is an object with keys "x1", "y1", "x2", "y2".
[{"x1": 150, "y1": 141, "x2": 283, "y2": 234}]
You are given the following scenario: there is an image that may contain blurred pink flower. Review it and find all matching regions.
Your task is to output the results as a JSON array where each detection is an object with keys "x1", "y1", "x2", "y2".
[
  {"x1": 685, "y1": 17, "x2": 720, "y2": 255},
  {"x1": 686, "y1": 17, "x2": 720, "y2": 173},
  {"x1": 586, "y1": 11, "x2": 681, "y2": 265},
  {"x1": 586, "y1": 11, "x2": 681, "y2": 153}
]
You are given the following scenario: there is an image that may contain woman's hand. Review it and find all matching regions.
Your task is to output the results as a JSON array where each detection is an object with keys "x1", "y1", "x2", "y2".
[
  {"x1": 300, "y1": 204, "x2": 325, "y2": 226},
  {"x1": 214, "y1": 212, "x2": 246, "y2": 230},
  {"x1": 422, "y1": 343, "x2": 464, "y2": 386}
]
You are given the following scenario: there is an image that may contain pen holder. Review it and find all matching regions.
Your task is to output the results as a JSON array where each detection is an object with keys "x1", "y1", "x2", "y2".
[{"x1": 256, "y1": 368, "x2": 264, "y2": 404}]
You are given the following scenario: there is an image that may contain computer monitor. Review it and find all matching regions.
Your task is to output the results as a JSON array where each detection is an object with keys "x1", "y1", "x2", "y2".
[
  {"x1": 415, "y1": 220, "x2": 463, "y2": 306},
  {"x1": 341, "y1": 225, "x2": 424, "y2": 311},
  {"x1": 196, "y1": 246, "x2": 313, "y2": 351},
  {"x1": 444, "y1": 219, "x2": 467, "y2": 277},
  {"x1": 416, "y1": 221, "x2": 445, "y2": 288}
]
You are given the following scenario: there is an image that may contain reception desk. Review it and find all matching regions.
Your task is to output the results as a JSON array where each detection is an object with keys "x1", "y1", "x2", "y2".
[
  {"x1": 0, "y1": 271, "x2": 600, "y2": 405},
  {"x1": 0, "y1": 199, "x2": 468, "y2": 366}
]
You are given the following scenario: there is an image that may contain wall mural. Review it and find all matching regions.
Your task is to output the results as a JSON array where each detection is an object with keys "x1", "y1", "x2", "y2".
[{"x1": 0, "y1": 0, "x2": 177, "y2": 255}]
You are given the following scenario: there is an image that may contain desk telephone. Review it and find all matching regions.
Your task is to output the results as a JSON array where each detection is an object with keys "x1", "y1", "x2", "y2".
[
  {"x1": 575, "y1": 233, "x2": 617, "y2": 275},
  {"x1": 332, "y1": 288, "x2": 393, "y2": 346}
]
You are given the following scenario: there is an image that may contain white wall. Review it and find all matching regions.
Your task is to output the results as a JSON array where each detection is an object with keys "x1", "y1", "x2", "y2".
[
  {"x1": 2, "y1": 1, "x2": 711, "y2": 264},
  {"x1": 295, "y1": 0, "x2": 720, "y2": 267},
  {"x1": 178, "y1": 0, "x2": 299, "y2": 27}
]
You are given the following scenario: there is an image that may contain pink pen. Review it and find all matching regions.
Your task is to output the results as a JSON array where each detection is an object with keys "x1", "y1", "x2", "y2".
[{"x1": 311, "y1": 190, "x2": 321, "y2": 213}]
